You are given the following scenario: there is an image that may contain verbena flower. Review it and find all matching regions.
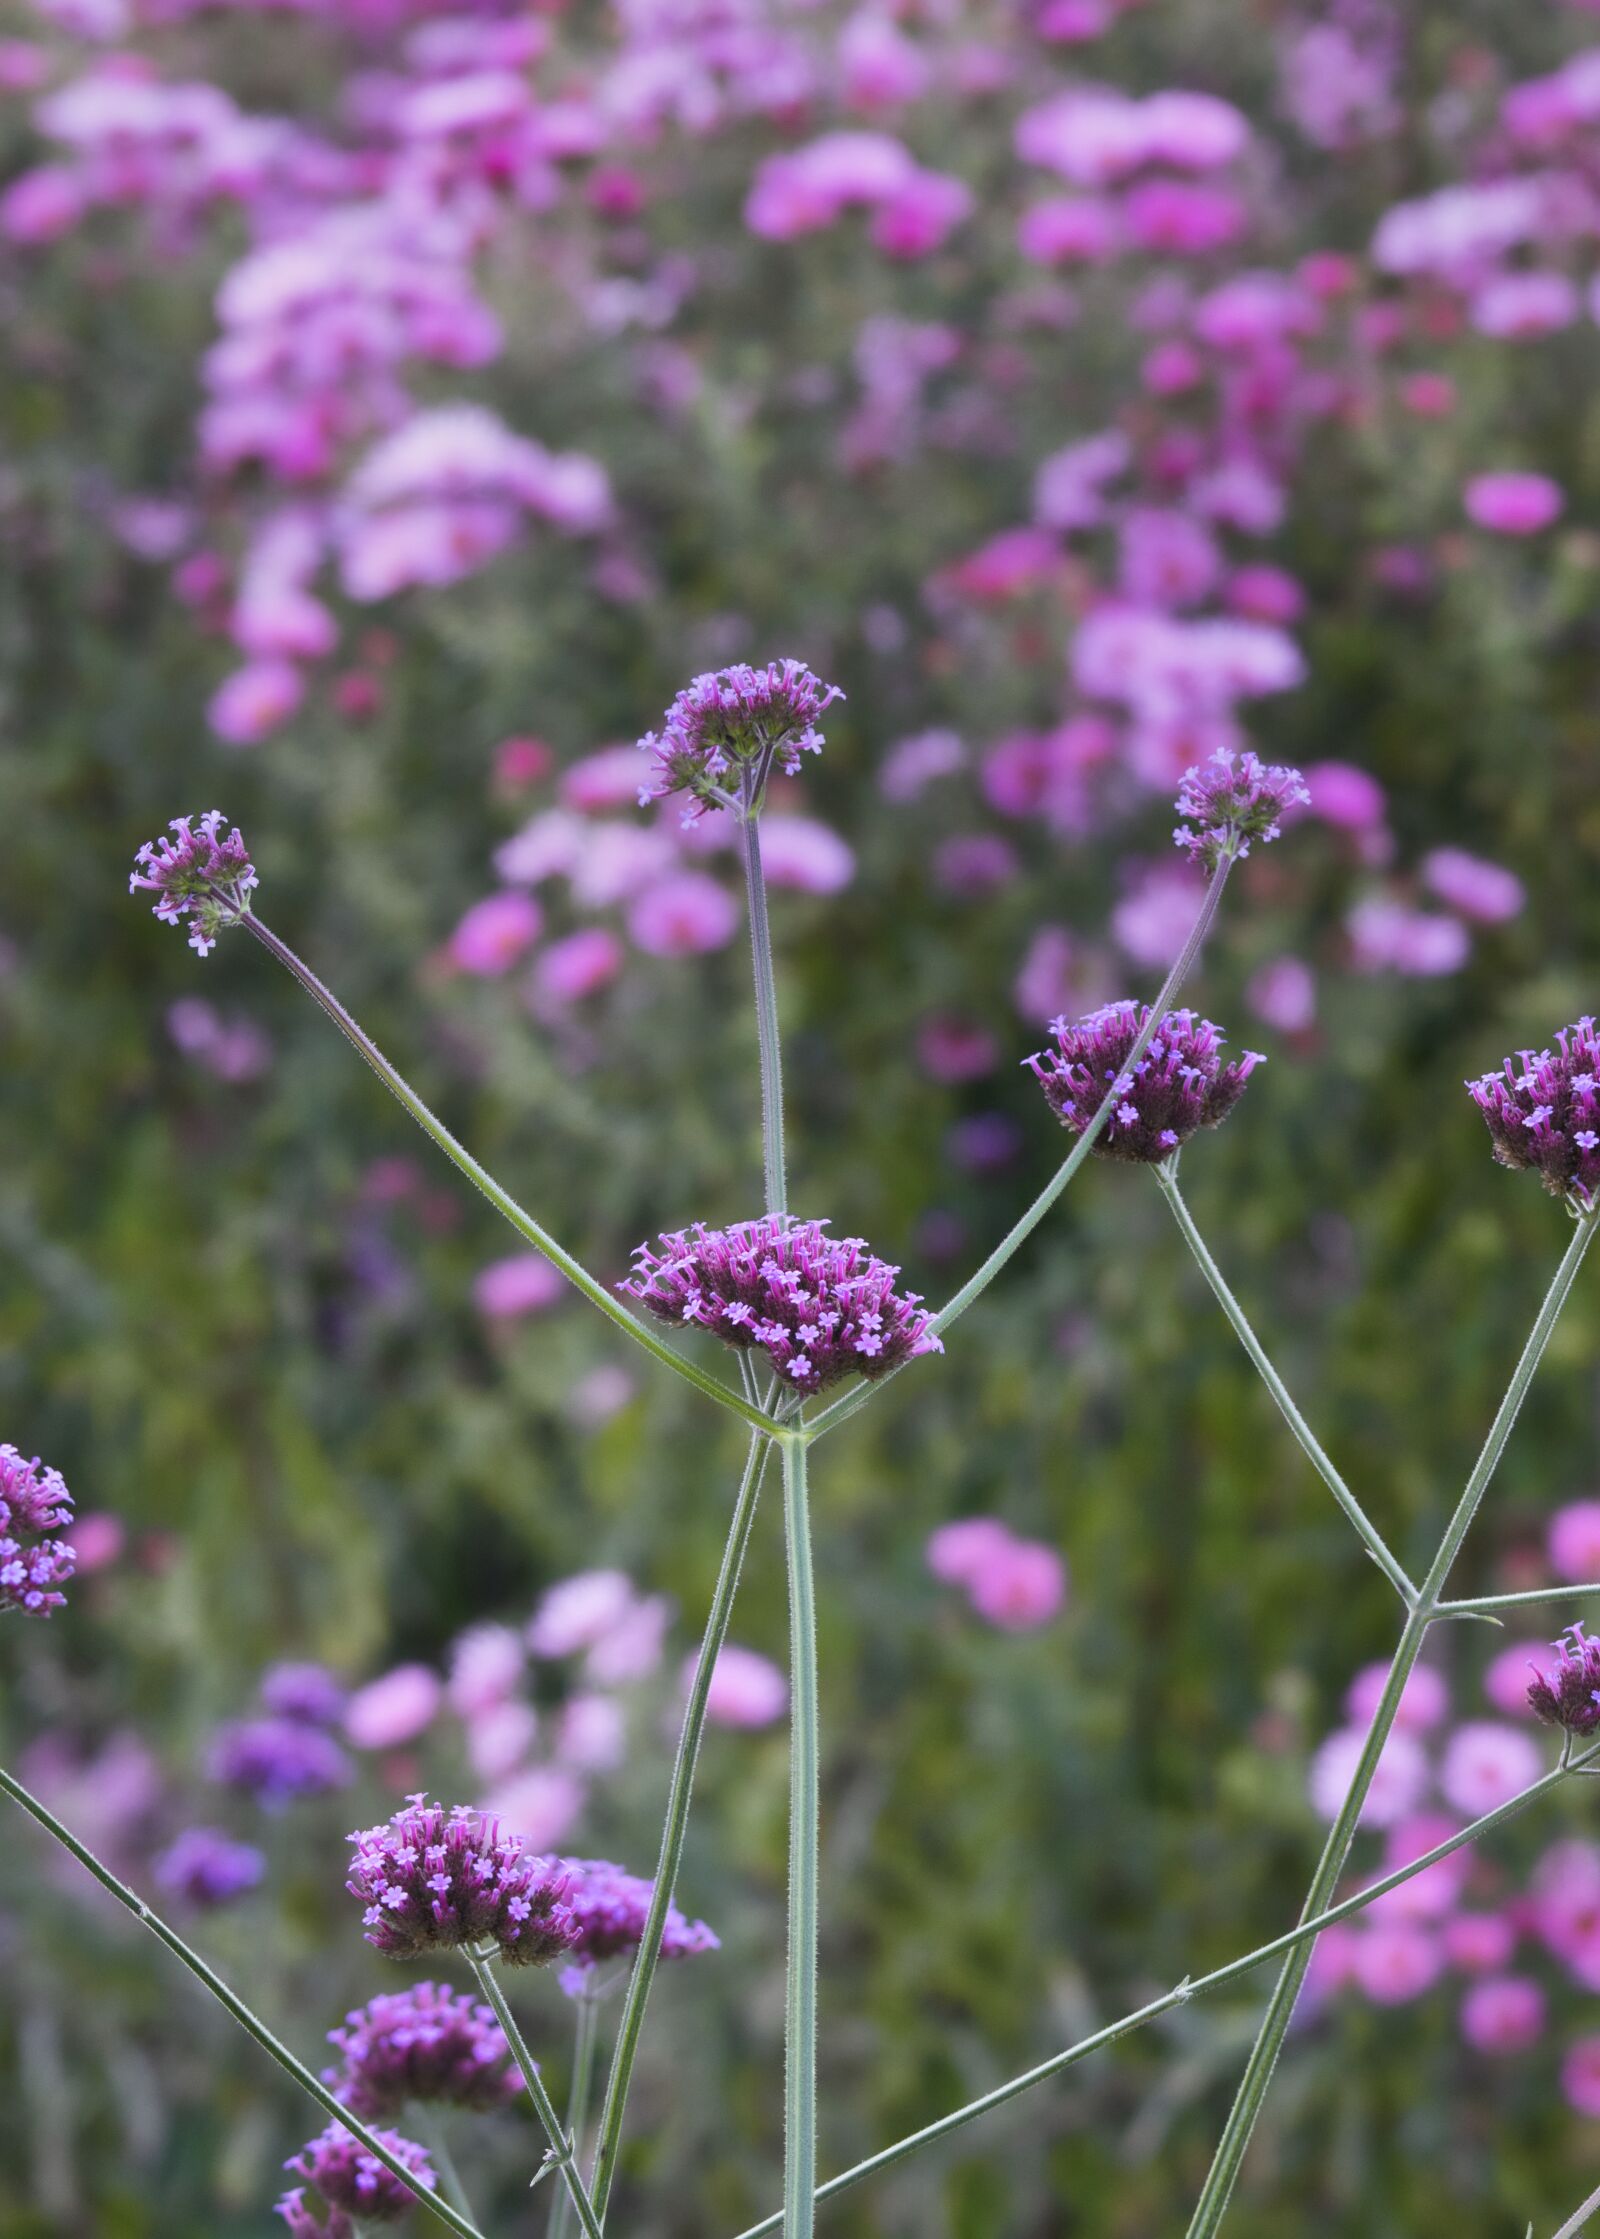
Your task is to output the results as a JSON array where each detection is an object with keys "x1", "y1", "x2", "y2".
[
  {"x1": 557, "y1": 1858, "x2": 719, "y2": 1995},
  {"x1": 0, "y1": 1444, "x2": 76, "y2": 1617},
  {"x1": 154, "y1": 1826, "x2": 267, "y2": 1907},
  {"x1": 1466, "y1": 1018, "x2": 1600, "y2": 1207},
  {"x1": 282, "y1": 2124, "x2": 434, "y2": 2226},
  {"x1": 259, "y1": 1661, "x2": 348, "y2": 1728},
  {"x1": 1173, "y1": 747, "x2": 1309, "y2": 874},
  {"x1": 276, "y1": 2192, "x2": 355, "y2": 2239},
  {"x1": 637, "y1": 661, "x2": 843, "y2": 817},
  {"x1": 1026, "y1": 1001, "x2": 1263, "y2": 1163},
  {"x1": 325, "y1": 1983, "x2": 520, "y2": 2120},
  {"x1": 619, "y1": 1216, "x2": 943, "y2": 1391},
  {"x1": 1528, "y1": 1625, "x2": 1600, "y2": 1738},
  {"x1": 207, "y1": 1716, "x2": 352, "y2": 1807},
  {"x1": 129, "y1": 810, "x2": 258, "y2": 954},
  {"x1": 346, "y1": 1794, "x2": 580, "y2": 1966}
]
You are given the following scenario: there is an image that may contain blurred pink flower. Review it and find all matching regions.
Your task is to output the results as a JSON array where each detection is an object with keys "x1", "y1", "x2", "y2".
[
  {"x1": 968, "y1": 1539, "x2": 1067, "y2": 1631},
  {"x1": 465, "y1": 1700, "x2": 538, "y2": 1781},
  {"x1": 528, "y1": 1570, "x2": 635, "y2": 1659},
  {"x1": 481, "y1": 1763, "x2": 584, "y2": 1850},
  {"x1": 1308, "y1": 1726, "x2": 1428, "y2": 1828},
  {"x1": 926, "y1": 1517, "x2": 1014, "y2": 1585},
  {"x1": 1464, "y1": 471, "x2": 1564, "y2": 535},
  {"x1": 700, "y1": 1642, "x2": 788, "y2": 1728},
  {"x1": 1018, "y1": 194, "x2": 1121, "y2": 266},
  {"x1": 1344, "y1": 1661, "x2": 1449, "y2": 1734},
  {"x1": 1438, "y1": 1723, "x2": 1543, "y2": 1817},
  {"x1": 1563, "y1": 2034, "x2": 1600, "y2": 2117},
  {"x1": 584, "y1": 1593, "x2": 671, "y2": 1685},
  {"x1": 561, "y1": 746, "x2": 643, "y2": 813},
  {"x1": 1459, "y1": 1973, "x2": 1546, "y2": 2053},
  {"x1": 345, "y1": 1664, "x2": 442, "y2": 1750},
  {"x1": 473, "y1": 1253, "x2": 563, "y2": 1320},
  {"x1": 1420, "y1": 848, "x2": 1525, "y2": 925},
  {"x1": 1302, "y1": 760, "x2": 1386, "y2": 830},
  {"x1": 628, "y1": 873, "x2": 739, "y2": 957},
  {"x1": 66, "y1": 1511, "x2": 124, "y2": 1573},
  {"x1": 1369, "y1": 1813, "x2": 1468, "y2": 1921},
  {"x1": 557, "y1": 1693, "x2": 628, "y2": 1771},
  {"x1": 1351, "y1": 1921, "x2": 1445, "y2": 2005},
  {"x1": 534, "y1": 928, "x2": 624, "y2": 1003},
  {"x1": 1246, "y1": 956, "x2": 1316, "y2": 1035},
  {"x1": 449, "y1": 892, "x2": 542, "y2": 975},
  {"x1": 446, "y1": 1623, "x2": 524, "y2": 1717},
  {"x1": 1484, "y1": 1639, "x2": 1546, "y2": 1717},
  {"x1": 1471, "y1": 271, "x2": 1578, "y2": 339},
  {"x1": 1550, "y1": 1499, "x2": 1600, "y2": 1581},
  {"x1": 1443, "y1": 1912, "x2": 1518, "y2": 1974},
  {"x1": 1347, "y1": 897, "x2": 1470, "y2": 977},
  {"x1": 917, "y1": 1017, "x2": 1000, "y2": 1083},
  {"x1": 207, "y1": 658, "x2": 303, "y2": 746},
  {"x1": 758, "y1": 816, "x2": 856, "y2": 894},
  {"x1": 1, "y1": 163, "x2": 85, "y2": 242}
]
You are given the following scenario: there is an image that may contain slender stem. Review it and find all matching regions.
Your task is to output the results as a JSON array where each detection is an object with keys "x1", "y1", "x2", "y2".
[
  {"x1": 550, "y1": 1996, "x2": 601, "y2": 2239},
  {"x1": 414, "y1": 2108, "x2": 475, "y2": 2226},
  {"x1": 741, "y1": 807, "x2": 787, "y2": 1221},
  {"x1": 1185, "y1": 1209, "x2": 1599, "y2": 2239},
  {"x1": 781, "y1": 1435, "x2": 820, "y2": 2239},
  {"x1": 1554, "y1": 2176, "x2": 1600, "y2": 2239},
  {"x1": 800, "y1": 860, "x2": 1234, "y2": 1446},
  {"x1": 589, "y1": 1428, "x2": 776, "y2": 2219},
  {"x1": 1155, "y1": 1168, "x2": 1414, "y2": 1603},
  {"x1": 466, "y1": 1952, "x2": 603, "y2": 2239},
  {"x1": 241, "y1": 915, "x2": 773, "y2": 1438},
  {"x1": 727, "y1": 1739, "x2": 1595, "y2": 2239},
  {"x1": 1441, "y1": 1583, "x2": 1600, "y2": 1614},
  {"x1": 0, "y1": 1765, "x2": 483, "y2": 2239}
]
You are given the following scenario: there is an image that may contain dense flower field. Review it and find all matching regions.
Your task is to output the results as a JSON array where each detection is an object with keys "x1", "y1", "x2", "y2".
[{"x1": 9, "y1": 0, "x2": 1600, "y2": 2232}]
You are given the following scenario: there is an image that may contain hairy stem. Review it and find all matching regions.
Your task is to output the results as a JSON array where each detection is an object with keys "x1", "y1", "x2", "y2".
[
  {"x1": 1185, "y1": 1208, "x2": 1598, "y2": 2239},
  {"x1": 467, "y1": 1953, "x2": 602, "y2": 2239},
  {"x1": 1553, "y1": 2176, "x2": 1600, "y2": 2239},
  {"x1": 0, "y1": 1766, "x2": 483, "y2": 2239},
  {"x1": 549, "y1": 1995, "x2": 601, "y2": 2239},
  {"x1": 1441, "y1": 1583, "x2": 1600, "y2": 1614},
  {"x1": 1155, "y1": 1168, "x2": 1414, "y2": 1601},
  {"x1": 589, "y1": 1428, "x2": 775, "y2": 2219},
  {"x1": 242, "y1": 915, "x2": 771, "y2": 1437},
  {"x1": 781, "y1": 1435, "x2": 820, "y2": 2239},
  {"x1": 727, "y1": 1738, "x2": 1594, "y2": 2239},
  {"x1": 741, "y1": 808, "x2": 787, "y2": 1220}
]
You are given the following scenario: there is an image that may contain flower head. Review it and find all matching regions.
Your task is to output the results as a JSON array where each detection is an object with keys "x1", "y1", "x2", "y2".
[
  {"x1": 1527, "y1": 1624, "x2": 1600, "y2": 1737},
  {"x1": 637, "y1": 661, "x2": 844, "y2": 817},
  {"x1": 346, "y1": 1794, "x2": 581, "y2": 1967},
  {"x1": 1467, "y1": 1017, "x2": 1600, "y2": 1207},
  {"x1": 129, "y1": 810, "x2": 258, "y2": 955},
  {"x1": 557, "y1": 1858, "x2": 718, "y2": 1994},
  {"x1": 154, "y1": 1826, "x2": 267, "y2": 1908},
  {"x1": 325, "y1": 1983, "x2": 520, "y2": 2120},
  {"x1": 1025, "y1": 1001, "x2": 1262, "y2": 1163},
  {"x1": 0, "y1": 1444, "x2": 75, "y2": 1617},
  {"x1": 282, "y1": 2124, "x2": 434, "y2": 2226},
  {"x1": 619, "y1": 1215, "x2": 943, "y2": 1392},
  {"x1": 1172, "y1": 747, "x2": 1308, "y2": 874}
]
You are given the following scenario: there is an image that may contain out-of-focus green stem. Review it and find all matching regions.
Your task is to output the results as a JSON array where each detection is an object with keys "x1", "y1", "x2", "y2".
[
  {"x1": 1553, "y1": 2174, "x2": 1600, "y2": 2239},
  {"x1": 467, "y1": 1953, "x2": 602, "y2": 2239},
  {"x1": 780, "y1": 1434, "x2": 820, "y2": 2239},
  {"x1": 550, "y1": 1994, "x2": 601, "y2": 2239},
  {"x1": 1440, "y1": 1583, "x2": 1600, "y2": 1615},
  {"x1": 414, "y1": 2109, "x2": 475, "y2": 2226},
  {"x1": 741, "y1": 806, "x2": 787, "y2": 1220}
]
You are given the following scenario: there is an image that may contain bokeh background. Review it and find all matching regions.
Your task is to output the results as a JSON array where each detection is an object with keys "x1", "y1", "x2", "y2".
[{"x1": 6, "y1": 0, "x2": 1600, "y2": 2232}]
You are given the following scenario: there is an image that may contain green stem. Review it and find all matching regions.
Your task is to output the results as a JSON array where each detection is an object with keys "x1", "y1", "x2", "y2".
[
  {"x1": 549, "y1": 1996, "x2": 601, "y2": 2239},
  {"x1": 1185, "y1": 1209, "x2": 1599, "y2": 2239},
  {"x1": 589, "y1": 1428, "x2": 776, "y2": 2220},
  {"x1": 414, "y1": 2108, "x2": 475, "y2": 2226},
  {"x1": 1155, "y1": 1168, "x2": 1414, "y2": 1603},
  {"x1": 0, "y1": 1765, "x2": 483, "y2": 2239},
  {"x1": 466, "y1": 1952, "x2": 602, "y2": 2239},
  {"x1": 781, "y1": 1435, "x2": 820, "y2": 2239},
  {"x1": 741, "y1": 808, "x2": 787, "y2": 1220},
  {"x1": 1441, "y1": 1583, "x2": 1600, "y2": 1614},
  {"x1": 1553, "y1": 2176, "x2": 1600, "y2": 2239},
  {"x1": 727, "y1": 1737, "x2": 1594, "y2": 2239},
  {"x1": 800, "y1": 859, "x2": 1235, "y2": 1446},
  {"x1": 241, "y1": 915, "x2": 773, "y2": 1438}
]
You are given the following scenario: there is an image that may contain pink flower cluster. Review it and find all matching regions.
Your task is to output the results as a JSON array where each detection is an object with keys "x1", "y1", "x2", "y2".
[{"x1": 926, "y1": 1517, "x2": 1067, "y2": 1631}]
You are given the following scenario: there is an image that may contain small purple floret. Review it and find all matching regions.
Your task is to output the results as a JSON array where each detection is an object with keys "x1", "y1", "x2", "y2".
[
  {"x1": 1467, "y1": 1017, "x2": 1600, "y2": 1208},
  {"x1": 1172, "y1": 747, "x2": 1308, "y2": 875},
  {"x1": 619, "y1": 1216, "x2": 943, "y2": 1391},
  {"x1": 1026, "y1": 1001, "x2": 1263, "y2": 1163},
  {"x1": 0, "y1": 1444, "x2": 76, "y2": 1618},
  {"x1": 637, "y1": 661, "x2": 843, "y2": 816},
  {"x1": 129, "y1": 809, "x2": 258, "y2": 954},
  {"x1": 282, "y1": 2124, "x2": 434, "y2": 2227},
  {"x1": 154, "y1": 1826, "x2": 267, "y2": 1908},
  {"x1": 346, "y1": 1793, "x2": 581, "y2": 1967},
  {"x1": 1528, "y1": 1624, "x2": 1600, "y2": 1737},
  {"x1": 325, "y1": 1982, "x2": 520, "y2": 2119},
  {"x1": 557, "y1": 1857, "x2": 719, "y2": 1995}
]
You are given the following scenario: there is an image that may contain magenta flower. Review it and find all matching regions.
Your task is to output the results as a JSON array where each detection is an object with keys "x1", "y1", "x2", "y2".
[
  {"x1": 207, "y1": 1717, "x2": 352, "y2": 1808},
  {"x1": 1527, "y1": 1625, "x2": 1600, "y2": 1737},
  {"x1": 129, "y1": 811, "x2": 258, "y2": 956},
  {"x1": 557, "y1": 1857, "x2": 719, "y2": 1992},
  {"x1": 1026, "y1": 1001, "x2": 1262, "y2": 1164},
  {"x1": 696, "y1": 1642, "x2": 788, "y2": 1729},
  {"x1": 636, "y1": 661, "x2": 844, "y2": 817},
  {"x1": 325, "y1": 1983, "x2": 520, "y2": 2120},
  {"x1": 619, "y1": 1215, "x2": 943, "y2": 1392},
  {"x1": 967, "y1": 1538, "x2": 1067, "y2": 1631},
  {"x1": 344, "y1": 1666, "x2": 443, "y2": 1751},
  {"x1": 1172, "y1": 746, "x2": 1309, "y2": 874},
  {"x1": 1464, "y1": 471, "x2": 1564, "y2": 535},
  {"x1": 282, "y1": 2125, "x2": 434, "y2": 2226},
  {"x1": 0, "y1": 1444, "x2": 75, "y2": 1618},
  {"x1": 1551, "y1": 1499, "x2": 1600, "y2": 1581},
  {"x1": 1466, "y1": 1016, "x2": 1600, "y2": 1206},
  {"x1": 154, "y1": 1827, "x2": 266, "y2": 1908},
  {"x1": 346, "y1": 1794, "x2": 580, "y2": 1967}
]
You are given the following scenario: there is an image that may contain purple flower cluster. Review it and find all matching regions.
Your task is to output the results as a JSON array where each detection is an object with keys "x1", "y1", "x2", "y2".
[
  {"x1": 637, "y1": 661, "x2": 844, "y2": 816},
  {"x1": 1172, "y1": 747, "x2": 1309, "y2": 874},
  {"x1": 1466, "y1": 1018, "x2": 1600, "y2": 1208},
  {"x1": 154, "y1": 1825, "x2": 267, "y2": 1908},
  {"x1": 557, "y1": 1858, "x2": 719, "y2": 1992},
  {"x1": 129, "y1": 810, "x2": 258, "y2": 954},
  {"x1": 1026, "y1": 1001, "x2": 1263, "y2": 1163},
  {"x1": 281, "y1": 2124, "x2": 434, "y2": 2228},
  {"x1": 619, "y1": 1216, "x2": 943, "y2": 1392},
  {"x1": 207, "y1": 1717, "x2": 352, "y2": 1808},
  {"x1": 1528, "y1": 1626, "x2": 1600, "y2": 1739},
  {"x1": 259, "y1": 1660, "x2": 348, "y2": 1727},
  {"x1": 0, "y1": 1444, "x2": 76, "y2": 1618},
  {"x1": 346, "y1": 1794, "x2": 581, "y2": 1967},
  {"x1": 325, "y1": 1983, "x2": 520, "y2": 2120}
]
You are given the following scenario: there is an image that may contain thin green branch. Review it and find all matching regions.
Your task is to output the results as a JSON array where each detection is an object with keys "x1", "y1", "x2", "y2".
[
  {"x1": 1155, "y1": 1167, "x2": 1414, "y2": 1604},
  {"x1": 550, "y1": 1996, "x2": 601, "y2": 2239},
  {"x1": 414, "y1": 2109, "x2": 475, "y2": 2226},
  {"x1": 1553, "y1": 2176, "x2": 1600, "y2": 2239},
  {"x1": 242, "y1": 915, "x2": 772, "y2": 1438},
  {"x1": 1439, "y1": 1583, "x2": 1600, "y2": 1615},
  {"x1": 727, "y1": 1738, "x2": 1594, "y2": 2239},
  {"x1": 781, "y1": 1433, "x2": 820, "y2": 2239},
  {"x1": 0, "y1": 1765, "x2": 484, "y2": 2239},
  {"x1": 467, "y1": 1953, "x2": 602, "y2": 2239}
]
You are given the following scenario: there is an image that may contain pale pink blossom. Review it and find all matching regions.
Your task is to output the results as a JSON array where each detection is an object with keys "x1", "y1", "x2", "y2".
[
  {"x1": 967, "y1": 1539, "x2": 1067, "y2": 1631},
  {"x1": 1344, "y1": 1662, "x2": 1449, "y2": 1734},
  {"x1": 628, "y1": 873, "x2": 739, "y2": 957},
  {"x1": 1351, "y1": 1921, "x2": 1445, "y2": 2005},
  {"x1": 557, "y1": 1694, "x2": 628, "y2": 1771},
  {"x1": 1464, "y1": 471, "x2": 1564, "y2": 535},
  {"x1": 1420, "y1": 848, "x2": 1525, "y2": 925},
  {"x1": 1443, "y1": 1912, "x2": 1518, "y2": 1973},
  {"x1": 446, "y1": 1623, "x2": 525, "y2": 1717},
  {"x1": 585, "y1": 1593, "x2": 672, "y2": 1685},
  {"x1": 1438, "y1": 1723, "x2": 1543, "y2": 1818},
  {"x1": 207, "y1": 658, "x2": 303, "y2": 747},
  {"x1": 1459, "y1": 1973, "x2": 1546, "y2": 2053},
  {"x1": 1563, "y1": 2034, "x2": 1600, "y2": 2117},
  {"x1": 1307, "y1": 1725, "x2": 1429, "y2": 1828},
  {"x1": 473, "y1": 1254, "x2": 563, "y2": 1320},
  {"x1": 926, "y1": 1517, "x2": 1014, "y2": 1585},
  {"x1": 465, "y1": 1699, "x2": 538, "y2": 1781},
  {"x1": 1550, "y1": 1499, "x2": 1600, "y2": 1581},
  {"x1": 528, "y1": 1571, "x2": 635, "y2": 1659},
  {"x1": 344, "y1": 1664, "x2": 442, "y2": 1750},
  {"x1": 700, "y1": 1642, "x2": 788, "y2": 1728},
  {"x1": 533, "y1": 928, "x2": 624, "y2": 1003},
  {"x1": 480, "y1": 1763, "x2": 584, "y2": 1849},
  {"x1": 449, "y1": 892, "x2": 542, "y2": 976}
]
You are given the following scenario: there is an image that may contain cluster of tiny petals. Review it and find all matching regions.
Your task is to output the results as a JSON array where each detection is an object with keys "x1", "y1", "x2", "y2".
[
  {"x1": 1466, "y1": 1017, "x2": 1600, "y2": 1207},
  {"x1": 1172, "y1": 747, "x2": 1309, "y2": 874},
  {"x1": 1026, "y1": 1001, "x2": 1263, "y2": 1163},
  {"x1": 282, "y1": 2124, "x2": 434, "y2": 2227},
  {"x1": 129, "y1": 809, "x2": 258, "y2": 954},
  {"x1": 325, "y1": 1983, "x2": 520, "y2": 2120},
  {"x1": 619, "y1": 1215, "x2": 943, "y2": 1391},
  {"x1": 1528, "y1": 1624, "x2": 1600, "y2": 1737},
  {"x1": 559, "y1": 1857, "x2": 720, "y2": 1976},
  {"x1": 0, "y1": 1443, "x2": 75, "y2": 1617},
  {"x1": 637, "y1": 660, "x2": 844, "y2": 815},
  {"x1": 346, "y1": 1794, "x2": 581, "y2": 1967}
]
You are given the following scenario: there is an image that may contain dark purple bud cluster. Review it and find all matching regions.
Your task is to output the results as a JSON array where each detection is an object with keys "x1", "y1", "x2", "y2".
[
  {"x1": 0, "y1": 1444, "x2": 75, "y2": 1618},
  {"x1": 129, "y1": 810, "x2": 258, "y2": 954},
  {"x1": 637, "y1": 660, "x2": 843, "y2": 816},
  {"x1": 1467, "y1": 1017, "x2": 1600, "y2": 1208},
  {"x1": 1528, "y1": 1624, "x2": 1600, "y2": 1738},
  {"x1": 620, "y1": 1215, "x2": 943, "y2": 1392},
  {"x1": 346, "y1": 1794, "x2": 581, "y2": 1967},
  {"x1": 1172, "y1": 747, "x2": 1308, "y2": 874},
  {"x1": 1026, "y1": 1001, "x2": 1262, "y2": 1163}
]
